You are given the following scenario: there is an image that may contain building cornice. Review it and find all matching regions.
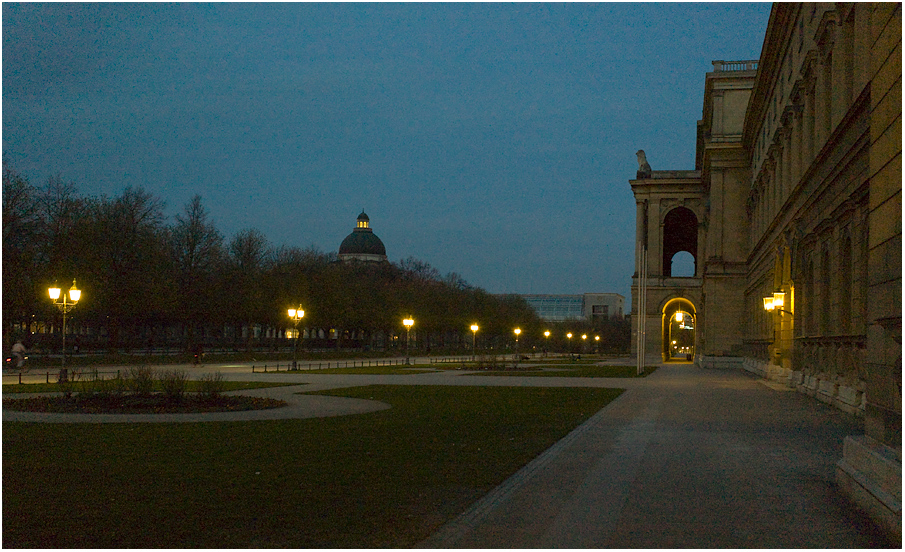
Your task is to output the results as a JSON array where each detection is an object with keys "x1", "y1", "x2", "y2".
[{"x1": 742, "y1": 3, "x2": 799, "y2": 150}]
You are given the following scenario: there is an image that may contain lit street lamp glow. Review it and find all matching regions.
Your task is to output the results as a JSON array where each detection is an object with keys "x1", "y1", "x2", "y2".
[
  {"x1": 288, "y1": 306, "x2": 305, "y2": 370},
  {"x1": 403, "y1": 317, "x2": 414, "y2": 365},
  {"x1": 513, "y1": 327, "x2": 522, "y2": 364},
  {"x1": 48, "y1": 279, "x2": 81, "y2": 382},
  {"x1": 470, "y1": 323, "x2": 479, "y2": 361}
]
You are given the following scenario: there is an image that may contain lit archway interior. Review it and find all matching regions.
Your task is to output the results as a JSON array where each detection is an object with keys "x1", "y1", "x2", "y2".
[{"x1": 662, "y1": 298, "x2": 696, "y2": 362}]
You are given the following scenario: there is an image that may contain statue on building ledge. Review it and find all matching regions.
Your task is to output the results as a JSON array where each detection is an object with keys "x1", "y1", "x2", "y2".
[{"x1": 636, "y1": 150, "x2": 652, "y2": 178}]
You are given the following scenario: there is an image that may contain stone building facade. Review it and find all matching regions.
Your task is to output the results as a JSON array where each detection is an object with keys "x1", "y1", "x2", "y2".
[{"x1": 629, "y1": 3, "x2": 900, "y2": 538}]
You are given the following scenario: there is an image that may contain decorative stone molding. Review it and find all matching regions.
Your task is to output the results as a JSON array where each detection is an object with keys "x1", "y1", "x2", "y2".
[{"x1": 816, "y1": 11, "x2": 838, "y2": 58}]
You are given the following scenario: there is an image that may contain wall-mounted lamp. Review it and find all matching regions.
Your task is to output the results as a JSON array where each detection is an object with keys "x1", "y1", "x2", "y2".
[{"x1": 763, "y1": 291, "x2": 792, "y2": 315}]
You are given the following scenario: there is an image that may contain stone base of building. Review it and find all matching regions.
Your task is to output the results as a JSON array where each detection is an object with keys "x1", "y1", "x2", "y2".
[
  {"x1": 698, "y1": 355, "x2": 745, "y2": 370},
  {"x1": 836, "y1": 435, "x2": 902, "y2": 543},
  {"x1": 734, "y1": 358, "x2": 867, "y2": 417},
  {"x1": 787, "y1": 371, "x2": 866, "y2": 416},
  {"x1": 741, "y1": 357, "x2": 792, "y2": 382}
]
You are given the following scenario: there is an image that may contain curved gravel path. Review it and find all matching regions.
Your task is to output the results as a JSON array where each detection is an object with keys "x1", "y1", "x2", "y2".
[{"x1": 2, "y1": 384, "x2": 391, "y2": 424}]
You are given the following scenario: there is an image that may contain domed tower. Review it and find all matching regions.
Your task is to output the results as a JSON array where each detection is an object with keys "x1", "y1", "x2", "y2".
[{"x1": 338, "y1": 211, "x2": 388, "y2": 263}]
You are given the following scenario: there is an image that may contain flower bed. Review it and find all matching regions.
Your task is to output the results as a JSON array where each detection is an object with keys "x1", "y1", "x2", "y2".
[{"x1": 3, "y1": 394, "x2": 286, "y2": 414}]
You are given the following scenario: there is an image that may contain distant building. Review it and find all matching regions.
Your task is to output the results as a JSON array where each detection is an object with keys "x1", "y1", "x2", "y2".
[
  {"x1": 337, "y1": 211, "x2": 388, "y2": 263},
  {"x1": 520, "y1": 293, "x2": 624, "y2": 322}
]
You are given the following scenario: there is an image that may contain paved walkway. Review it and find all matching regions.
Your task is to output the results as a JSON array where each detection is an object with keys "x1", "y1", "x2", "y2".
[
  {"x1": 418, "y1": 363, "x2": 893, "y2": 548},
  {"x1": 3, "y1": 359, "x2": 893, "y2": 547}
]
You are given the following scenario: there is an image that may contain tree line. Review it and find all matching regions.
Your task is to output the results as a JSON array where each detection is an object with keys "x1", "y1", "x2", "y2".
[{"x1": 3, "y1": 164, "x2": 554, "y2": 354}]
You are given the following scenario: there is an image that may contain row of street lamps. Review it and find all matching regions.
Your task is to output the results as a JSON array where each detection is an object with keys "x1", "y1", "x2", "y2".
[
  {"x1": 39, "y1": 281, "x2": 604, "y2": 378},
  {"x1": 285, "y1": 308, "x2": 602, "y2": 367}
]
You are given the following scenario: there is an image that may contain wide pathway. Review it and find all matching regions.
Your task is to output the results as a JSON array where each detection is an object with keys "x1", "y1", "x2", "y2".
[{"x1": 418, "y1": 362, "x2": 893, "y2": 548}]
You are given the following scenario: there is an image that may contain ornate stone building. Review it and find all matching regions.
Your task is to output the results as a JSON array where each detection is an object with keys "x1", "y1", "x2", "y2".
[{"x1": 630, "y1": 3, "x2": 900, "y2": 538}]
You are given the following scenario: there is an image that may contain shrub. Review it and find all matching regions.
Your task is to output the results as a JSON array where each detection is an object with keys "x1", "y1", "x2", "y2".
[
  {"x1": 476, "y1": 354, "x2": 503, "y2": 370},
  {"x1": 198, "y1": 372, "x2": 225, "y2": 401},
  {"x1": 159, "y1": 369, "x2": 189, "y2": 402},
  {"x1": 128, "y1": 366, "x2": 155, "y2": 397}
]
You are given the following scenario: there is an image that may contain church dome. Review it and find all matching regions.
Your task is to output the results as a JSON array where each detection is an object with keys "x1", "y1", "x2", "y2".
[{"x1": 338, "y1": 211, "x2": 387, "y2": 262}]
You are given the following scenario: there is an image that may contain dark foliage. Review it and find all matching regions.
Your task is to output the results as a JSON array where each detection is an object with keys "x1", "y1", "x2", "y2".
[{"x1": 3, "y1": 163, "x2": 545, "y2": 354}]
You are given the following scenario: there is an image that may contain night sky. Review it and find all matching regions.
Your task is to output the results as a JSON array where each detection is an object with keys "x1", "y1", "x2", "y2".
[{"x1": 3, "y1": 3, "x2": 772, "y2": 300}]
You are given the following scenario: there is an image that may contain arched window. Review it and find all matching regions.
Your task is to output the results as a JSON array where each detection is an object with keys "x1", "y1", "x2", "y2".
[
  {"x1": 839, "y1": 233, "x2": 852, "y2": 332},
  {"x1": 662, "y1": 207, "x2": 698, "y2": 277},
  {"x1": 670, "y1": 251, "x2": 696, "y2": 277}
]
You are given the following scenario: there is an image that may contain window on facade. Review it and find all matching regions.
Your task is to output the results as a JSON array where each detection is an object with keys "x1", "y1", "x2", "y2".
[
  {"x1": 820, "y1": 247, "x2": 831, "y2": 335},
  {"x1": 839, "y1": 234, "x2": 852, "y2": 333},
  {"x1": 592, "y1": 305, "x2": 609, "y2": 317}
]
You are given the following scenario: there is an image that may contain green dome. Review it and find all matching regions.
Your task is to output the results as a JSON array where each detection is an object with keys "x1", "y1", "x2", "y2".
[
  {"x1": 338, "y1": 211, "x2": 387, "y2": 260},
  {"x1": 339, "y1": 229, "x2": 386, "y2": 256}
]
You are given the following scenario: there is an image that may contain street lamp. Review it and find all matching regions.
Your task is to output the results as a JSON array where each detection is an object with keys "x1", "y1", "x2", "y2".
[
  {"x1": 48, "y1": 279, "x2": 81, "y2": 382},
  {"x1": 566, "y1": 332, "x2": 573, "y2": 357},
  {"x1": 288, "y1": 306, "x2": 305, "y2": 370},
  {"x1": 543, "y1": 330, "x2": 550, "y2": 357},
  {"x1": 581, "y1": 334, "x2": 587, "y2": 355},
  {"x1": 403, "y1": 317, "x2": 414, "y2": 365},
  {"x1": 470, "y1": 323, "x2": 479, "y2": 361},
  {"x1": 513, "y1": 328, "x2": 521, "y2": 363},
  {"x1": 595, "y1": 335, "x2": 600, "y2": 354}
]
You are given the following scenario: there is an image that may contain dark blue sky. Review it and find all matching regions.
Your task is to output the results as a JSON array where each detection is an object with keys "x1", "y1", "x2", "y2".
[{"x1": 3, "y1": 2, "x2": 772, "y2": 300}]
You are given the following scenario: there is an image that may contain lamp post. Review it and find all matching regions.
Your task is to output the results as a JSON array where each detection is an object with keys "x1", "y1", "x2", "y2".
[
  {"x1": 403, "y1": 317, "x2": 414, "y2": 365},
  {"x1": 48, "y1": 279, "x2": 81, "y2": 382},
  {"x1": 470, "y1": 323, "x2": 479, "y2": 361},
  {"x1": 288, "y1": 306, "x2": 305, "y2": 370},
  {"x1": 763, "y1": 290, "x2": 793, "y2": 367},
  {"x1": 566, "y1": 332, "x2": 573, "y2": 358},
  {"x1": 595, "y1": 335, "x2": 600, "y2": 354},
  {"x1": 513, "y1": 327, "x2": 521, "y2": 363},
  {"x1": 543, "y1": 330, "x2": 550, "y2": 357},
  {"x1": 581, "y1": 334, "x2": 587, "y2": 355}
]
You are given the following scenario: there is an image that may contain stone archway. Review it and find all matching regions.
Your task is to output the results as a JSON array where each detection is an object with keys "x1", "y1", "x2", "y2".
[
  {"x1": 663, "y1": 207, "x2": 698, "y2": 277},
  {"x1": 662, "y1": 297, "x2": 696, "y2": 362}
]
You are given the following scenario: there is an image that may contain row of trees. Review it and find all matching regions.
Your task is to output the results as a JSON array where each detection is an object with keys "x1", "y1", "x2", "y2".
[{"x1": 4, "y1": 164, "x2": 562, "y2": 354}]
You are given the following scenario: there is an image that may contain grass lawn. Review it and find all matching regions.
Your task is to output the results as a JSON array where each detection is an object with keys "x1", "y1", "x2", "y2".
[{"x1": 3, "y1": 384, "x2": 623, "y2": 548}]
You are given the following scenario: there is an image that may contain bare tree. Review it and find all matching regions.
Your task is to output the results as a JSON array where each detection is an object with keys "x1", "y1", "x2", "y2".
[{"x1": 169, "y1": 195, "x2": 224, "y2": 350}]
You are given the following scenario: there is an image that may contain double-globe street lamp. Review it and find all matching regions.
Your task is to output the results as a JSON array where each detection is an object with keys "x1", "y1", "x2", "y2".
[
  {"x1": 287, "y1": 306, "x2": 305, "y2": 370},
  {"x1": 48, "y1": 279, "x2": 81, "y2": 382},
  {"x1": 403, "y1": 317, "x2": 414, "y2": 365}
]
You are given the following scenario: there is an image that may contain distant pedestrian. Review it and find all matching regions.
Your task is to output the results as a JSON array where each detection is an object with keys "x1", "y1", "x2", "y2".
[{"x1": 11, "y1": 340, "x2": 26, "y2": 369}]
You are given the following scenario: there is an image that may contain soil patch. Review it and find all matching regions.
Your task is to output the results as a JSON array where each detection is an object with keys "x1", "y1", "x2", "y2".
[{"x1": 3, "y1": 394, "x2": 286, "y2": 414}]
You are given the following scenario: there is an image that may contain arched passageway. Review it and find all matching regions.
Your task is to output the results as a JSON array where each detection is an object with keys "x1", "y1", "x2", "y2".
[
  {"x1": 662, "y1": 298, "x2": 696, "y2": 362},
  {"x1": 663, "y1": 207, "x2": 698, "y2": 277}
]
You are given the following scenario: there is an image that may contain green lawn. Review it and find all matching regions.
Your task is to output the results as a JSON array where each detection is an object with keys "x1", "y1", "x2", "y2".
[{"x1": 3, "y1": 384, "x2": 623, "y2": 548}]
